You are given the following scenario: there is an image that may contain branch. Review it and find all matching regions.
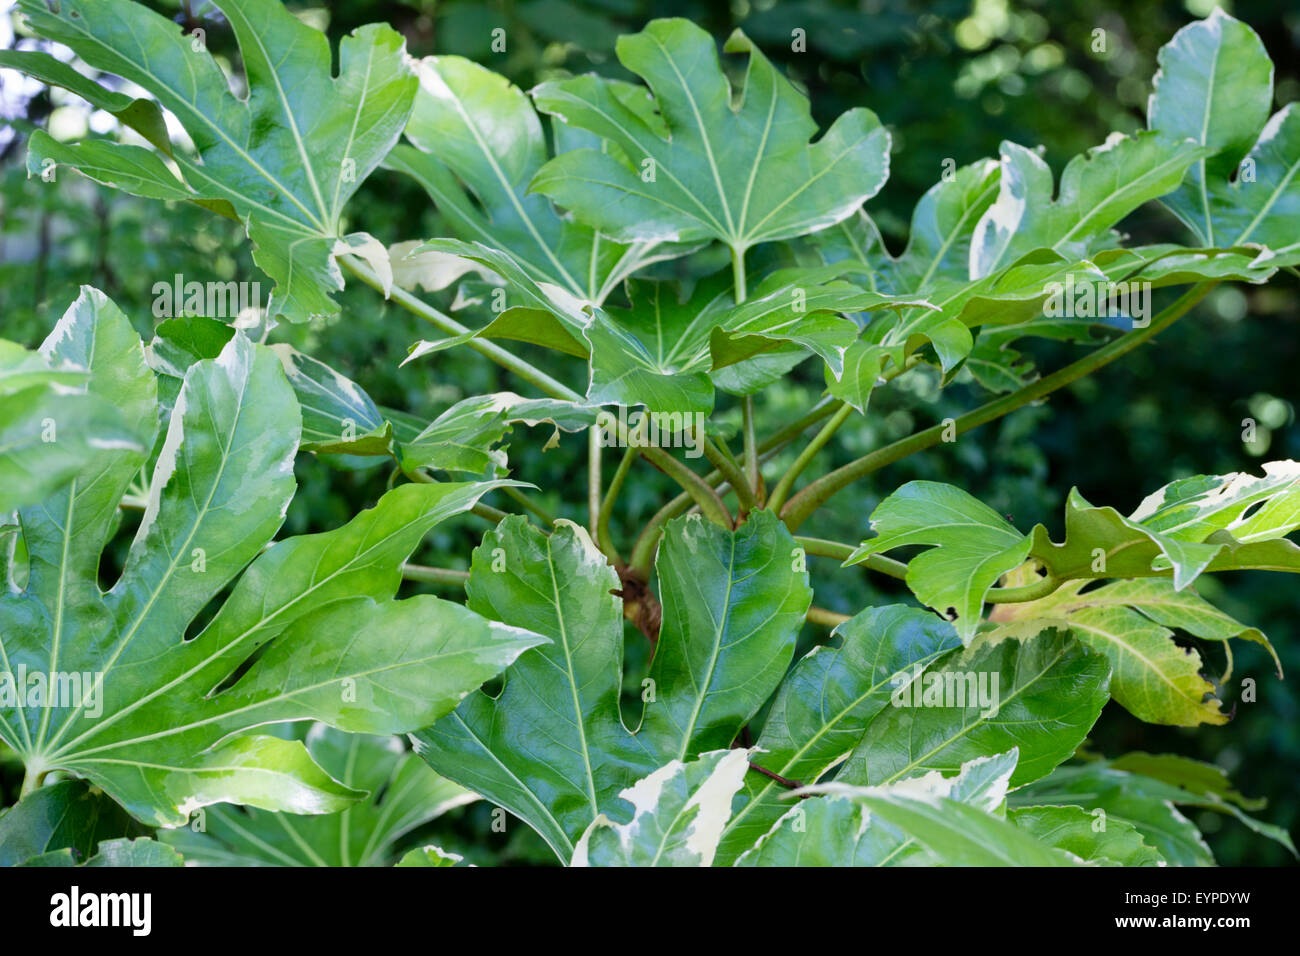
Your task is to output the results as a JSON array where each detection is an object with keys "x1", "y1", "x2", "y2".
[
  {"x1": 597, "y1": 445, "x2": 637, "y2": 562},
  {"x1": 806, "y1": 606, "x2": 850, "y2": 628},
  {"x1": 341, "y1": 255, "x2": 582, "y2": 403},
  {"x1": 402, "y1": 564, "x2": 469, "y2": 587},
  {"x1": 702, "y1": 436, "x2": 757, "y2": 513},
  {"x1": 780, "y1": 283, "x2": 1217, "y2": 530}
]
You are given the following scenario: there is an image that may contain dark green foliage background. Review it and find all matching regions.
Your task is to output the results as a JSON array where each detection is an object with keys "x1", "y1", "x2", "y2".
[{"x1": 2, "y1": 0, "x2": 1296, "y2": 864}]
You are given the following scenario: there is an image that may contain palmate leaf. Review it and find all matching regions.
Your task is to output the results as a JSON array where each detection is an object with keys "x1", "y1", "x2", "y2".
[
  {"x1": 1148, "y1": 10, "x2": 1300, "y2": 258},
  {"x1": 387, "y1": 55, "x2": 695, "y2": 307},
  {"x1": 272, "y1": 341, "x2": 598, "y2": 469},
  {"x1": 737, "y1": 747, "x2": 1018, "y2": 867},
  {"x1": 809, "y1": 161, "x2": 1136, "y2": 406},
  {"x1": 816, "y1": 129, "x2": 1207, "y2": 401},
  {"x1": 0, "y1": 335, "x2": 145, "y2": 513},
  {"x1": 845, "y1": 480, "x2": 1033, "y2": 642},
  {"x1": 530, "y1": 19, "x2": 890, "y2": 253},
  {"x1": 838, "y1": 633, "x2": 1110, "y2": 788},
  {"x1": 714, "y1": 605, "x2": 960, "y2": 865},
  {"x1": 1028, "y1": 462, "x2": 1300, "y2": 588},
  {"x1": 18, "y1": 0, "x2": 418, "y2": 323},
  {"x1": 572, "y1": 748, "x2": 753, "y2": 867},
  {"x1": 1, "y1": 290, "x2": 544, "y2": 826},
  {"x1": 0, "y1": 48, "x2": 171, "y2": 153},
  {"x1": 850, "y1": 466, "x2": 1300, "y2": 642},
  {"x1": 159, "y1": 724, "x2": 476, "y2": 866},
  {"x1": 984, "y1": 577, "x2": 1277, "y2": 726},
  {"x1": 413, "y1": 511, "x2": 812, "y2": 862}
]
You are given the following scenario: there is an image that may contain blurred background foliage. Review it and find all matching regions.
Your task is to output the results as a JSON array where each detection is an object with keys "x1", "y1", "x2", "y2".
[{"x1": 1, "y1": 0, "x2": 1297, "y2": 865}]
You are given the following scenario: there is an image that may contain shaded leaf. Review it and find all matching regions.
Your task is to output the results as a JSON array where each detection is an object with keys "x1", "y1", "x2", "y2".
[
  {"x1": 19, "y1": 0, "x2": 418, "y2": 322},
  {"x1": 414, "y1": 511, "x2": 811, "y2": 862}
]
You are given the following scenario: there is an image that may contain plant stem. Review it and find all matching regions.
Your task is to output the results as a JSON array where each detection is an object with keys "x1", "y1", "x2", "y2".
[
  {"x1": 984, "y1": 573, "x2": 1061, "y2": 604},
  {"x1": 730, "y1": 244, "x2": 761, "y2": 502},
  {"x1": 588, "y1": 426, "x2": 602, "y2": 539},
  {"x1": 341, "y1": 255, "x2": 581, "y2": 403},
  {"x1": 806, "y1": 606, "x2": 850, "y2": 628},
  {"x1": 597, "y1": 445, "x2": 637, "y2": 561},
  {"x1": 743, "y1": 395, "x2": 759, "y2": 501},
  {"x1": 471, "y1": 502, "x2": 511, "y2": 525},
  {"x1": 795, "y1": 535, "x2": 909, "y2": 580},
  {"x1": 638, "y1": 444, "x2": 733, "y2": 529},
  {"x1": 766, "y1": 401, "x2": 854, "y2": 515},
  {"x1": 626, "y1": 402, "x2": 841, "y2": 576},
  {"x1": 780, "y1": 283, "x2": 1217, "y2": 530},
  {"x1": 502, "y1": 486, "x2": 555, "y2": 525},
  {"x1": 702, "y1": 437, "x2": 757, "y2": 513},
  {"x1": 747, "y1": 761, "x2": 803, "y2": 790},
  {"x1": 401, "y1": 564, "x2": 469, "y2": 587}
]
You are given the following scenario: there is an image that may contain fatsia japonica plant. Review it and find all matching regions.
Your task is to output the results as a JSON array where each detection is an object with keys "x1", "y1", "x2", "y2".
[{"x1": 1, "y1": 0, "x2": 1297, "y2": 868}]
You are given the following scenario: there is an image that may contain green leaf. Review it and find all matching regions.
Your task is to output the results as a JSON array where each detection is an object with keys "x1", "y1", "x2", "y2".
[
  {"x1": 18, "y1": 0, "x2": 418, "y2": 322},
  {"x1": 707, "y1": 270, "x2": 927, "y2": 376},
  {"x1": 1027, "y1": 462, "x2": 1300, "y2": 589},
  {"x1": 1147, "y1": 10, "x2": 1299, "y2": 254},
  {"x1": 984, "y1": 577, "x2": 1276, "y2": 726},
  {"x1": 715, "y1": 604, "x2": 960, "y2": 864},
  {"x1": 736, "y1": 746, "x2": 1018, "y2": 868},
  {"x1": 0, "y1": 779, "x2": 143, "y2": 866},
  {"x1": 270, "y1": 345, "x2": 393, "y2": 456},
  {"x1": 159, "y1": 725, "x2": 476, "y2": 866},
  {"x1": 0, "y1": 49, "x2": 170, "y2": 152},
  {"x1": 845, "y1": 481, "x2": 1033, "y2": 642},
  {"x1": 397, "y1": 395, "x2": 517, "y2": 478},
  {"x1": 734, "y1": 791, "x2": 918, "y2": 866},
  {"x1": 583, "y1": 267, "x2": 925, "y2": 414},
  {"x1": 846, "y1": 792, "x2": 1079, "y2": 866},
  {"x1": 399, "y1": 392, "x2": 600, "y2": 477},
  {"x1": 839, "y1": 633, "x2": 1111, "y2": 788},
  {"x1": 411, "y1": 238, "x2": 595, "y2": 356},
  {"x1": 970, "y1": 132, "x2": 1208, "y2": 278},
  {"x1": 1, "y1": 291, "x2": 543, "y2": 826},
  {"x1": 809, "y1": 161, "x2": 999, "y2": 395},
  {"x1": 396, "y1": 845, "x2": 467, "y2": 867},
  {"x1": 414, "y1": 510, "x2": 811, "y2": 862},
  {"x1": 388, "y1": 55, "x2": 693, "y2": 306},
  {"x1": 585, "y1": 277, "x2": 724, "y2": 416},
  {"x1": 531, "y1": 19, "x2": 890, "y2": 250},
  {"x1": 1007, "y1": 805, "x2": 1163, "y2": 865},
  {"x1": 572, "y1": 748, "x2": 752, "y2": 867},
  {"x1": 0, "y1": 326, "x2": 146, "y2": 513},
  {"x1": 852, "y1": 467, "x2": 1300, "y2": 647},
  {"x1": 25, "y1": 837, "x2": 185, "y2": 868},
  {"x1": 1011, "y1": 763, "x2": 1217, "y2": 865}
]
